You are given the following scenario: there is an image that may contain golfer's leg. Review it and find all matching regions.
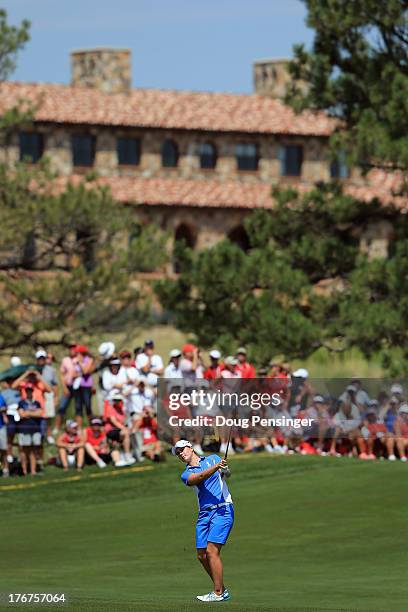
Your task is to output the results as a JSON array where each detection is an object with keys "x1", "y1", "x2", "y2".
[
  {"x1": 206, "y1": 542, "x2": 224, "y2": 596},
  {"x1": 197, "y1": 548, "x2": 213, "y2": 580}
]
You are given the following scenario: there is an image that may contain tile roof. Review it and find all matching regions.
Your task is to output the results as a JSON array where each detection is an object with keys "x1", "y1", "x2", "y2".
[
  {"x1": 0, "y1": 81, "x2": 334, "y2": 136},
  {"x1": 64, "y1": 171, "x2": 407, "y2": 210}
]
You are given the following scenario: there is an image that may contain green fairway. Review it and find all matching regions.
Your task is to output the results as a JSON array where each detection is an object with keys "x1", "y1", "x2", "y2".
[{"x1": 1, "y1": 455, "x2": 407, "y2": 611}]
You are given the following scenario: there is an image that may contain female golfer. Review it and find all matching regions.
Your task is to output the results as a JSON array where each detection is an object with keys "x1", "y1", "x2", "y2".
[{"x1": 173, "y1": 439, "x2": 234, "y2": 602}]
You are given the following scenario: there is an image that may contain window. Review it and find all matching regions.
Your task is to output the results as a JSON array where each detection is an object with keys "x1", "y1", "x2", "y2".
[
  {"x1": 161, "y1": 139, "x2": 178, "y2": 167},
  {"x1": 236, "y1": 143, "x2": 258, "y2": 171},
  {"x1": 117, "y1": 137, "x2": 140, "y2": 166},
  {"x1": 330, "y1": 154, "x2": 349, "y2": 179},
  {"x1": 281, "y1": 145, "x2": 303, "y2": 176},
  {"x1": 173, "y1": 223, "x2": 196, "y2": 273},
  {"x1": 19, "y1": 132, "x2": 44, "y2": 163},
  {"x1": 72, "y1": 134, "x2": 95, "y2": 167},
  {"x1": 198, "y1": 142, "x2": 217, "y2": 169}
]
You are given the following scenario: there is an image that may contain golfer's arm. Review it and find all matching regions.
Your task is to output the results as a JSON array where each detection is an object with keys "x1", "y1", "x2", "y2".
[{"x1": 187, "y1": 463, "x2": 221, "y2": 486}]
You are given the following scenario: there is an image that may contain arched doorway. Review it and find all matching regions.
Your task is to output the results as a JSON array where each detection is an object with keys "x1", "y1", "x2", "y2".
[
  {"x1": 173, "y1": 223, "x2": 196, "y2": 273},
  {"x1": 228, "y1": 225, "x2": 250, "y2": 252}
]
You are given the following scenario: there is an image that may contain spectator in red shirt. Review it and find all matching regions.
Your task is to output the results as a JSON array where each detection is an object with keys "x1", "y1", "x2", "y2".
[
  {"x1": 104, "y1": 392, "x2": 135, "y2": 467},
  {"x1": 84, "y1": 416, "x2": 113, "y2": 468},
  {"x1": 235, "y1": 347, "x2": 256, "y2": 378},
  {"x1": 134, "y1": 406, "x2": 162, "y2": 461},
  {"x1": 204, "y1": 350, "x2": 224, "y2": 381},
  {"x1": 56, "y1": 420, "x2": 84, "y2": 471}
]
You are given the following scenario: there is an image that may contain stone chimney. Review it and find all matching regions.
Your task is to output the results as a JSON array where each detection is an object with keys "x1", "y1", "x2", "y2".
[
  {"x1": 253, "y1": 58, "x2": 293, "y2": 98},
  {"x1": 71, "y1": 48, "x2": 131, "y2": 94}
]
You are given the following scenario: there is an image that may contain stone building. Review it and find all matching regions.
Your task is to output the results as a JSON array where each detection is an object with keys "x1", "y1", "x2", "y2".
[{"x1": 0, "y1": 48, "x2": 402, "y2": 270}]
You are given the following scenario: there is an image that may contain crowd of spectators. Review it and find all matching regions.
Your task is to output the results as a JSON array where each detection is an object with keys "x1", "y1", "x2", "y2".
[{"x1": 0, "y1": 340, "x2": 407, "y2": 477}]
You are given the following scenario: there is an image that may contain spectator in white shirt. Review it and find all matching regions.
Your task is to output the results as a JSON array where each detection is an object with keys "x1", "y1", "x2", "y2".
[
  {"x1": 135, "y1": 340, "x2": 164, "y2": 388},
  {"x1": 118, "y1": 350, "x2": 140, "y2": 416},
  {"x1": 164, "y1": 349, "x2": 183, "y2": 380},
  {"x1": 128, "y1": 380, "x2": 155, "y2": 418},
  {"x1": 102, "y1": 359, "x2": 128, "y2": 404}
]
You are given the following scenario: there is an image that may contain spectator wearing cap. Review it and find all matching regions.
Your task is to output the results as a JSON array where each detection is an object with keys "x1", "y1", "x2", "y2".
[
  {"x1": 220, "y1": 356, "x2": 241, "y2": 380},
  {"x1": 12, "y1": 368, "x2": 52, "y2": 413},
  {"x1": 360, "y1": 402, "x2": 387, "y2": 460},
  {"x1": 390, "y1": 403, "x2": 408, "y2": 462},
  {"x1": 84, "y1": 416, "x2": 112, "y2": 468},
  {"x1": 204, "y1": 350, "x2": 224, "y2": 381},
  {"x1": 180, "y1": 343, "x2": 204, "y2": 389},
  {"x1": 329, "y1": 398, "x2": 365, "y2": 457},
  {"x1": 267, "y1": 362, "x2": 290, "y2": 397},
  {"x1": 34, "y1": 349, "x2": 59, "y2": 443},
  {"x1": 289, "y1": 369, "x2": 312, "y2": 415},
  {"x1": 298, "y1": 395, "x2": 328, "y2": 451},
  {"x1": 382, "y1": 395, "x2": 401, "y2": 437},
  {"x1": 102, "y1": 357, "x2": 128, "y2": 407},
  {"x1": 104, "y1": 392, "x2": 135, "y2": 466},
  {"x1": 164, "y1": 349, "x2": 183, "y2": 380},
  {"x1": 390, "y1": 383, "x2": 404, "y2": 401},
  {"x1": 218, "y1": 357, "x2": 241, "y2": 456},
  {"x1": 56, "y1": 420, "x2": 85, "y2": 471},
  {"x1": 12, "y1": 369, "x2": 53, "y2": 469},
  {"x1": 128, "y1": 379, "x2": 155, "y2": 420},
  {"x1": 55, "y1": 344, "x2": 78, "y2": 433},
  {"x1": 350, "y1": 379, "x2": 370, "y2": 410},
  {"x1": 135, "y1": 340, "x2": 164, "y2": 388},
  {"x1": 17, "y1": 384, "x2": 43, "y2": 476},
  {"x1": 72, "y1": 346, "x2": 95, "y2": 428},
  {"x1": 95, "y1": 342, "x2": 116, "y2": 413},
  {"x1": 235, "y1": 348, "x2": 256, "y2": 379},
  {"x1": 2, "y1": 378, "x2": 22, "y2": 465},
  {"x1": 339, "y1": 384, "x2": 364, "y2": 415},
  {"x1": 118, "y1": 350, "x2": 140, "y2": 416},
  {"x1": 0, "y1": 392, "x2": 9, "y2": 476},
  {"x1": 133, "y1": 405, "x2": 162, "y2": 461}
]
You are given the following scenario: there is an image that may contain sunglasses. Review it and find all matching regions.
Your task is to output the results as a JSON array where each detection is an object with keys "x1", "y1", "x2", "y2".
[{"x1": 175, "y1": 446, "x2": 189, "y2": 456}]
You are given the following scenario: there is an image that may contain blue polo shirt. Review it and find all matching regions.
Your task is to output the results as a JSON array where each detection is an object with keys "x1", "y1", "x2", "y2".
[
  {"x1": 181, "y1": 454, "x2": 233, "y2": 510},
  {"x1": 0, "y1": 394, "x2": 6, "y2": 429}
]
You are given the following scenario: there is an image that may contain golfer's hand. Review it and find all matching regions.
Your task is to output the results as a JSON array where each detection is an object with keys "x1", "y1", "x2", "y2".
[{"x1": 219, "y1": 459, "x2": 229, "y2": 473}]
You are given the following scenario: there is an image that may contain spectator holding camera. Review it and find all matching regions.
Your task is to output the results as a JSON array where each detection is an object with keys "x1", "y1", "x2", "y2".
[
  {"x1": 135, "y1": 340, "x2": 164, "y2": 388},
  {"x1": 56, "y1": 420, "x2": 85, "y2": 471},
  {"x1": 55, "y1": 343, "x2": 78, "y2": 432},
  {"x1": 134, "y1": 405, "x2": 162, "y2": 461},
  {"x1": 72, "y1": 345, "x2": 95, "y2": 428},
  {"x1": 103, "y1": 391, "x2": 135, "y2": 467}
]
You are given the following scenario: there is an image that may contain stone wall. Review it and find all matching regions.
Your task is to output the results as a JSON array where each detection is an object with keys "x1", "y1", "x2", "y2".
[
  {"x1": 71, "y1": 48, "x2": 131, "y2": 95},
  {"x1": 5, "y1": 125, "x2": 343, "y2": 184}
]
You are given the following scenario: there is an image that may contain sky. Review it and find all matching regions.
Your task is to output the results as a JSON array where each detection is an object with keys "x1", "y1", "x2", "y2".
[{"x1": 2, "y1": 0, "x2": 313, "y2": 94}]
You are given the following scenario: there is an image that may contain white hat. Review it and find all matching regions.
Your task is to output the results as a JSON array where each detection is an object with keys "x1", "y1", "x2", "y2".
[
  {"x1": 313, "y1": 395, "x2": 325, "y2": 403},
  {"x1": 293, "y1": 368, "x2": 309, "y2": 379},
  {"x1": 35, "y1": 350, "x2": 47, "y2": 359},
  {"x1": 169, "y1": 349, "x2": 182, "y2": 358},
  {"x1": 98, "y1": 341, "x2": 115, "y2": 359},
  {"x1": 398, "y1": 403, "x2": 408, "y2": 414},
  {"x1": 111, "y1": 390, "x2": 124, "y2": 401},
  {"x1": 171, "y1": 439, "x2": 193, "y2": 456},
  {"x1": 391, "y1": 383, "x2": 403, "y2": 395},
  {"x1": 236, "y1": 347, "x2": 247, "y2": 355},
  {"x1": 209, "y1": 349, "x2": 221, "y2": 359},
  {"x1": 10, "y1": 356, "x2": 21, "y2": 367},
  {"x1": 225, "y1": 356, "x2": 238, "y2": 366}
]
